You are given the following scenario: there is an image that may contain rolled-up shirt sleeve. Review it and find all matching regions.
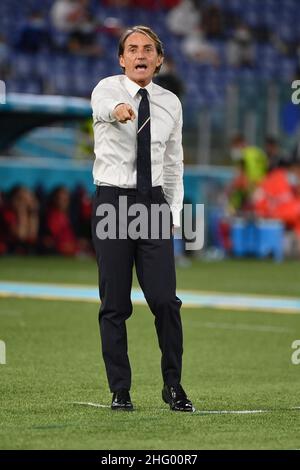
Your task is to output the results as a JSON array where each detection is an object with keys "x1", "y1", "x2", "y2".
[
  {"x1": 163, "y1": 99, "x2": 184, "y2": 227},
  {"x1": 91, "y1": 82, "x2": 124, "y2": 123}
]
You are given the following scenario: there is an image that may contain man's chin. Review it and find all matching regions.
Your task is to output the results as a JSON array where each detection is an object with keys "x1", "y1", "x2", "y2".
[
  {"x1": 128, "y1": 72, "x2": 152, "y2": 86},
  {"x1": 134, "y1": 70, "x2": 149, "y2": 78}
]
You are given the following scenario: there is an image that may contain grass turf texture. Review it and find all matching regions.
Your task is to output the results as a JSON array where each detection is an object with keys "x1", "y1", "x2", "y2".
[{"x1": 0, "y1": 257, "x2": 300, "y2": 449}]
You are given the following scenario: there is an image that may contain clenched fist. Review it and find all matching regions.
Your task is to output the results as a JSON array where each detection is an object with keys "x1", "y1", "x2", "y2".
[{"x1": 112, "y1": 103, "x2": 136, "y2": 123}]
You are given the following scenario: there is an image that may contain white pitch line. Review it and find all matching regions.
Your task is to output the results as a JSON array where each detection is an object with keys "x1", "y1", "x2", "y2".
[
  {"x1": 157, "y1": 409, "x2": 266, "y2": 414},
  {"x1": 195, "y1": 410, "x2": 266, "y2": 415},
  {"x1": 193, "y1": 407, "x2": 300, "y2": 415},
  {"x1": 71, "y1": 402, "x2": 300, "y2": 415},
  {"x1": 72, "y1": 402, "x2": 262, "y2": 414},
  {"x1": 71, "y1": 401, "x2": 110, "y2": 408}
]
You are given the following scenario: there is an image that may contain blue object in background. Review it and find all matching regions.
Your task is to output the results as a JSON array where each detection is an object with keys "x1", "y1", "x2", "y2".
[
  {"x1": 281, "y1": 102, "x2": 300, "y2": 135},
  {"x1": 231, "y1": 218, "x2": 284, "y2": 262}
]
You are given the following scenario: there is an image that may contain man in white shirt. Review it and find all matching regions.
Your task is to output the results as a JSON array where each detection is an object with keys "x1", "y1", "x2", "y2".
[{"x1": 91, "y1": 25, "x2": 194, "y2": 412}]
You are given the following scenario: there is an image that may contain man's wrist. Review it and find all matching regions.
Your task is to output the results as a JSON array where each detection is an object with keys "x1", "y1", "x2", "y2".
[{"x1": 171, "y1": 209, "x2": 181, "y2": 228}]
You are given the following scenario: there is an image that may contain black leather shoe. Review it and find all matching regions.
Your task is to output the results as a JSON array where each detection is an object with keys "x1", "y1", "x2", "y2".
[
  {"x1": 111, "y1": 389, "x2": 134, "y2": 411},
  {"x1": 162, "y1": 384, "x2": 194, "y2": 412}
]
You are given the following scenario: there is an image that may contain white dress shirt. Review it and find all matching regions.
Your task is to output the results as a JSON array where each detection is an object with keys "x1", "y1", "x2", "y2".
[{"x1": 91, "y1": 75, "x2": 184, "y2": 227}]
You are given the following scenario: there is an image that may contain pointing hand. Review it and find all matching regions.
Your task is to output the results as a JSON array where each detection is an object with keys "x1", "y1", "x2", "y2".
[{"x1": 113, "y1": 104, "x2": 136, "y2": 123}]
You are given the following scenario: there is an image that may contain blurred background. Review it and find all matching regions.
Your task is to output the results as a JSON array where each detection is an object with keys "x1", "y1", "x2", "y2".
[{"x1": 1, "y1": 0, "x2": 300, "y2": 261}]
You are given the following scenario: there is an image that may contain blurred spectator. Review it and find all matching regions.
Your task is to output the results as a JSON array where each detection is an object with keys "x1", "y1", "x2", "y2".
[
  {"x1": 230, "y1": 134, "x2": 267, "y2": 185},
  {"x1": 166, "y1": 0, "x2": 201, "y2": 37},
  {"x1": 101, "y1": 17, "x2": 124, "y2": 38},
  {"x1": 71, "y1": 185, "x2": 93, "y2": 254},
  {"x1": 201, "y1": 4, "x2": 225, "y2": 40},
  {"x1": 154, "y1": 56, "x2": 184, "y2": 98},
  {"x1": 0, "y1": 184, "x2": 95, "y2": 257},
  {"x1": 228, "y1": 135, "x2": 267, "y2": 213},
  {"x1": 227, "y1": 23, "x2": 256, "y2": 68},
  {"x1": 44, "y1": 186, "x2": 78, "y2": 256},
  {"x1": 68, "y1": 11, "x2": 103, "y2": 56},
  {"x1": 252, "y1": 144, "x2": 300, "y2": 256},
  {"x1": 227, "y1": 159, "x2": 252, "y2": 214},
  {"x1": 51, "y1": 0, "x2": 89, "y2": 33},
  {"x1": 265, "y1": 136, "x2": 283, "y2": 172},
  {"x1": 0, "y1": 186, "x2": 39, "y2": 254},
  {"x1": 0, "y1": 34, "x2": 10, "y2": 80},
  {"x1": 182, "y1": 26, "x2": 220, "y2": 66},
  {"x1": 15, "y1": 11, "x2": 52, "y2": 53}
]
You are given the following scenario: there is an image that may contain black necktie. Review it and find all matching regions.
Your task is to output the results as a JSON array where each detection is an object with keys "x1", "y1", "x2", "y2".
[{"x1": 137, "y1": 88, "x2": 152, "y2": 197}]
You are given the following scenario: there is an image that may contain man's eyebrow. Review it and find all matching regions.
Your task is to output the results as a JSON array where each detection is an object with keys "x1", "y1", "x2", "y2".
[{"x1": 127, "y1": 43, "x2": 154, "y2": 48}]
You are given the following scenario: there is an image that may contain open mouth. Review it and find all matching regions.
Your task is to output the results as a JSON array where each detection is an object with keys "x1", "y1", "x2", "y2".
[{"x1": 135, "y1": 64, "x2": 147, "y2": 70}]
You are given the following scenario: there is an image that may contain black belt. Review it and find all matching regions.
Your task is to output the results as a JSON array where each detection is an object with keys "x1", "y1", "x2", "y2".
[{"x1": 96, "y1": 185, "x2": 164, "y2": 198}]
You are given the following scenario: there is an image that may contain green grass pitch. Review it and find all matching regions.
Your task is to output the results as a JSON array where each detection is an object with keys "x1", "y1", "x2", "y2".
[{"x1": 0, "y1": 257, "x2": 300, "y2": 449}]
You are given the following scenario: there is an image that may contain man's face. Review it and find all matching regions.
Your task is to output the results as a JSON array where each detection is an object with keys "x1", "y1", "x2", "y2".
[{"x1": 119, "y1": 32, "x2": 163, "y2": 87}]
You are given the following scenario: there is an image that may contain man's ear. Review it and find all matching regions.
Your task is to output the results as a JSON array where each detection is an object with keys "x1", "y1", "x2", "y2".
[
  {"x1": 157, "y1": 56, "x2": 164, "y2": 68},
  {"x1": 119, "y1": 55, "x2": 125, "y2": 68}
]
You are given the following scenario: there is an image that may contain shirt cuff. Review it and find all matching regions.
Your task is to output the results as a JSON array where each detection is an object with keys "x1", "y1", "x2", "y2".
[{"x1": 171, "y1": 207, "x2": 181, "y2": 228}]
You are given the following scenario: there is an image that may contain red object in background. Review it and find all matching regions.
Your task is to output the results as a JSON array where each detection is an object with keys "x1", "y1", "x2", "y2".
[
  {"x1": 230, "y1": 170, "x2": 249, "y2": 192},
  {"x1": 0, "y1": 206, "x2": 37, "y2": 252},
  {"x1": 0, "y1": 207, "x2": 13, "y2": 254},
  {"x1": 132, "y1": 0, "x2": 181, "y2": 8},
  {"x1": 1, "y1": 207, "x2": 17, "y2": 238},
  {"x1": 161, "y1": 0, "x2": 181, "y2": 7},
  {"x1": 218, "y1": 219, "x2": 232, "y2": 251},
  {"x1": 130, "y1": 0, "x2": 158, "y2": 8},
  {"x1": 253, "y1": 168, "x2": 300, "y2": 236},
  {"x1": 46, "y1": 208, "x2": 78, "y2": 256}
]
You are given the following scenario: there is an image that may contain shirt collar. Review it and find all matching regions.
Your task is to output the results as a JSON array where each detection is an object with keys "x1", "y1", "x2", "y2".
[{"x1": 124, "y1": 75, "x2": 153, "y2": 98}]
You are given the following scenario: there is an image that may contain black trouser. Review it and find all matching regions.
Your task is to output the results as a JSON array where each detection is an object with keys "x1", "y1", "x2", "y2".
[{"x1": 91, "y1": 185, "x2": 183, "y2": 393}]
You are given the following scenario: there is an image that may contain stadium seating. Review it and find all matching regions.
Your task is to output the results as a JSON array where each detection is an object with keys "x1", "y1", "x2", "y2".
[{"x1": 1, "y1": 0, "x2": 298, "y2": 105}]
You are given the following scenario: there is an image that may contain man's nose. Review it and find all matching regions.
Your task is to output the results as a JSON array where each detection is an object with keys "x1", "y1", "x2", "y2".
[{"x1": 137, "y1": 50, "x2": 145, "y2": 59}]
